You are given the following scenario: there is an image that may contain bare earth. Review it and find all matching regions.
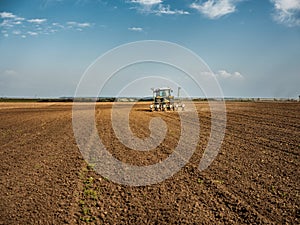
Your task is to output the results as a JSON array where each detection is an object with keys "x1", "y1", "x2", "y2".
[{"x1": 0, "y1": 102, "x2": 299, "y2": 224}]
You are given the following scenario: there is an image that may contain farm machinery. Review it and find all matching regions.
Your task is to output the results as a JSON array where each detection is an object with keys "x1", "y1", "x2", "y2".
[{"x1": 149, "y1": 87, "x2": 185, "y2": 112}]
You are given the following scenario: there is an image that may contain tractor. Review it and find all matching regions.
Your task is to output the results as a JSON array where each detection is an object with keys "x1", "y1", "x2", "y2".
[{"x1": 149, "y1": 87, "x2": 185, "y2": 111}]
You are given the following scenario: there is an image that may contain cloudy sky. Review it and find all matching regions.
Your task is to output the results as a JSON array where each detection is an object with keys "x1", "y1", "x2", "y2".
[{"x1": 0, "y1": 0, "x2": 299, "y2": 98}]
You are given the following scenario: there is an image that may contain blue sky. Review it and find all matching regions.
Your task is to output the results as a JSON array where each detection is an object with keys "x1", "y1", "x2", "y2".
[{"x1": 0, "y1": 0, "x2": 299, "y2": 98}]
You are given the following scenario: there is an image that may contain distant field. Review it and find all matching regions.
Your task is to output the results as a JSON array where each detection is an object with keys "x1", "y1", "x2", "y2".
[
  {"x1": 0, "y1": 102, "x2": 299, "y2": 224},
  {"x1": 0, "y1": 97, "x2": 298, "y2": 103}
]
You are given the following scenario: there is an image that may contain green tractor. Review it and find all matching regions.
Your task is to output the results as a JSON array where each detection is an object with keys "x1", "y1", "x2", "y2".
[{"x1": 149, "y1": 87, "x2": 185, "y2": 112}]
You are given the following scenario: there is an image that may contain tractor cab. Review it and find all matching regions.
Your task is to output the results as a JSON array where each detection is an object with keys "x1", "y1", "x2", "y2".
[
  {"x1": 150, "y1": 87, "x2": 174, "y2": 111},
  {"x1": 154, "y1": 88, "x2": 171, "y2": 98},
  {"x1": 150, "y1": 87, "x2": 185, "y2": 112}
]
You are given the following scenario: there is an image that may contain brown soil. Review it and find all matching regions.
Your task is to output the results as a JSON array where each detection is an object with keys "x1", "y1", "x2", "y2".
[{"x1": 0, "y1": 102, "x2": 299, "y2": 224}]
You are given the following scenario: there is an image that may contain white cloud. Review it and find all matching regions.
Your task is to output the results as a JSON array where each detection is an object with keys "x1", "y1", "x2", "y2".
[
  {"x1": 52, "y1": 22, "x2": 64, "y2": 28},
  {"x1": 67, "y1": 21, "x2": 91, "y2": 28},
  {"x1": 155, "y1": 4, "x2": 190, "y2": 15},
  {"x1": 27, "y1": 18, "x2": 47, "y2": 24},
  {"x1": 0, "y1": 20, "x2": 14, "y2": 28},
  {"x1": 28, "y1": 31, "x2": 38, "y2": 36},
  {"x1": 130, "y1": 0, "x2": 162, "y2": 5},
  {"x1": 270, "y1": 0, "x2": 300, "y2": 26},
  {"x1": 190, "y1": 0, "x2": 240, "y2": 19},
  {"x1": 66, "y1": 21, "x2": 77, "y2": 26},
  {"x1": 77, "y1": 22, "x2": 91, "y2": 28},
  {"x1": 12, "y1": 30, "x2": 21, "y2": 35},
  {"x1": 128, "y1": 27, "x2": 143, "y2": 31},
  {"x1": 0, "y1": 12, "x2": 24, "y2": 24},
  {"x1": 215, "y1": 70, "x2": 244, "y2": 79},
  {"x1": 130, "y1": 2, "x2": 189, "y2": 16},
  {"x1": 0, "y1": 12, "x2": 24, "y2": 20},
  {"x1": 0, "y1": 12, "x2": 16, "y2": 19},
  {"x1": 15, "y1": 17, "x2": 25, "y2": 21},
  {"x1": 0, "y1": 11, "x2": 92, "y2": 38},
  {"x1": 14, "y1": 21, "x2": 22, "y2": 25}
]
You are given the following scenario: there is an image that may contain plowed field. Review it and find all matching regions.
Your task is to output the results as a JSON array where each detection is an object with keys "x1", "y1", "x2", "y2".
[{"x1": 0, "y1": 102, "x2": 299, "y2": 224}]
